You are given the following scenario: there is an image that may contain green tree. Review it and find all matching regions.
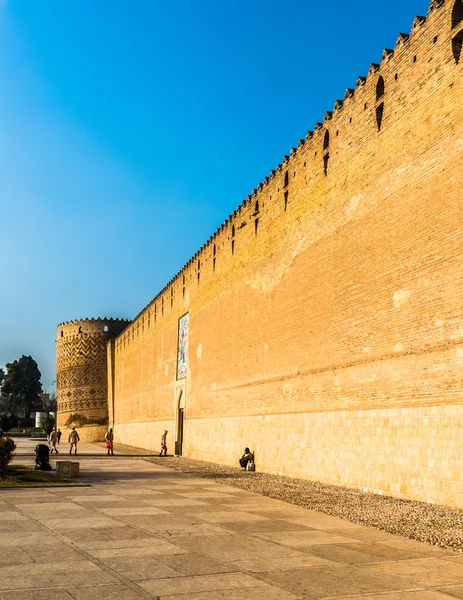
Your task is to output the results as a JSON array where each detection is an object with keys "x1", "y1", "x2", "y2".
[
  {"x1": 42, "y1": 413, "x2": 55, "y2": 434},
  {"x1": 0, "y1": 413, "x2": 13, "y2": 432},
  {"x1": 2, "y1": 356, "x2": 42, "y2": 418},
  {"x1": 0, "y1": 368, "x2": 5, "y2": 414},
  {"x1": 0, "y1": 436, "x2": 16, "y2": 478}
]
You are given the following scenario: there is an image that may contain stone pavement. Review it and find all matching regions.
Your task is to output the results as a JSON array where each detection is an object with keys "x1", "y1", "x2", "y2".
[
  {"x1": 12, "y1": 436, "x2": 155, "y2": 457},
  {"x1": 0, "y1": 439, "x2": 462, "y2": 599}
]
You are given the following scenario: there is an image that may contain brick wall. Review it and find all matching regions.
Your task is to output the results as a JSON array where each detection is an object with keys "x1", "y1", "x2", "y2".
[{"x1": 111, "y1": 0, "x2": 463, "y2": 507}]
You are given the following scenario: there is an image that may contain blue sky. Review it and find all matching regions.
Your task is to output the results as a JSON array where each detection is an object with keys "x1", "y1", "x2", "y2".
[{"x1": 0, "y1": 0, "x2": 430, "y2": 391}]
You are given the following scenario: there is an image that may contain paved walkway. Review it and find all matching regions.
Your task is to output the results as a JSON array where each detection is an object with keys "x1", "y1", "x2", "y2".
[{"x1": 0, "y1": 439, "x2": 462, "y2": 599}]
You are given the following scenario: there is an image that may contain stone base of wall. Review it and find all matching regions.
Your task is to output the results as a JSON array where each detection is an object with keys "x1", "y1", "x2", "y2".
[
  {"x1": 116, "y1": 404, "x2": 463, "y2": 508},
  {"x1": 188, "y1": 405, "x2": 463, "y2": 508},
  {"x1": 115, "y1": 420, "x2": 175, "y2": 454},
  {"x1": 57, "y1": 408, "x2": 109, "y2": 443},
  {"x1": 73, "y1": 425, "x2": 107, "y2": 443}
]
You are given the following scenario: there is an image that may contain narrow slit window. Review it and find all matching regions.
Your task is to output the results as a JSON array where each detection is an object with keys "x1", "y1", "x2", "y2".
[
  {"x1": 284, "y1": 190, "x2": 288, "y2": 211},
  {"x1": 154, "y1": 303, "x2": 157, "y2": 323},
  {"x1": 254, "y1": 218, "x2": 259, "y2": 235},
  {"x1": 376, "y1": 76, "x2": 385, "y2": 100},
  {"x1": 255, "y1": 200, "x2": 259, "y2": 213},
  {"x1": 162, "y1": 297, "x2": 164, "y2": 316},
  {"x1": 452, "y1": 0, "x2": 463, "y2": 28},
  {"x1": 231, "y1": 239, "x2": 235, "y2": 254},
  {"x1": 323, "y1": 130, "x2": 330, "y2": 150},
  {"x1": 452, "y1": 30, "x2": 463, "y2": 63},
  {"x1": 376, "y1": 102, "x2": 384, "y2": 131},
  {"x1": 284, "y1": 170, "x2": 289, "y2": 187},
  {"x1": 323, "y1": 153, "x2": 330, "y2": 176}
]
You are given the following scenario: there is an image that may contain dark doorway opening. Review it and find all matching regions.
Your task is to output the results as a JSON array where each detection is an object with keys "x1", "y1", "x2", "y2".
[{"x1": 177, "y1": 408, "x2": 184, "y2": 456}]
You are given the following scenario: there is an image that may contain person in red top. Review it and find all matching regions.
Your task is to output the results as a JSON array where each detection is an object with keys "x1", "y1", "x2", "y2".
[{"x1": 105, "y1": 428, "x2": 114, "y2": 456}]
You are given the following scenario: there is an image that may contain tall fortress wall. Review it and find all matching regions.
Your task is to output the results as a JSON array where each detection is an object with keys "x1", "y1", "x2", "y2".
[{"x1": 59, "y1": 0, "x2": 463, "y2": 506}]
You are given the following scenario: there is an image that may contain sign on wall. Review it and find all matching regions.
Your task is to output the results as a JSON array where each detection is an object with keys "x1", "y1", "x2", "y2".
[{"x1": 177, "y1": 313, "x2": 189, "y2": 379}]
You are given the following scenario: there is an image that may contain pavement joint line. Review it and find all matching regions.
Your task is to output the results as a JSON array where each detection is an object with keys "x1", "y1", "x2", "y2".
[
  {"x1": 317, "y1": 588, "x2": 432, "y2": 599},
  {"x1": 2, "y1": 495, "x2": 161, "y2": 600},
  {"x1": 15, "y1": 454, "x2": 162, "y2": 458}
]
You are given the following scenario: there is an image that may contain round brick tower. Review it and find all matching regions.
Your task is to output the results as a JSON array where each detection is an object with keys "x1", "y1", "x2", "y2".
[{"x1": 56, "y1": 318, "x2": 130, "y2": 443}]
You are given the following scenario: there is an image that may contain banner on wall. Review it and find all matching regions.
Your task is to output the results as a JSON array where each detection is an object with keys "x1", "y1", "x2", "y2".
[{"x1": 177, "y1": 313, "x2": 189, "y2": 379}]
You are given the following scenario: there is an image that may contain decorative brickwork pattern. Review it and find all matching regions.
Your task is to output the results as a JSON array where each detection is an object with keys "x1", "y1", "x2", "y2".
[{"x1": 56, "y1": 318, "x2": 129, "y2": 442}]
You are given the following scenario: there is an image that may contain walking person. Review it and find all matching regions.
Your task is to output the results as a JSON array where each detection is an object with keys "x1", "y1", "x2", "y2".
[
  {"x1": 68, "y1": 426, "x2": 80, "y2": 455},
  {"x1": 57, "y1": 429, "x2": 62, "y2": 444},
  {"x1": 105, "y1": 428, "x2": 114, "y2": 456},
  {"x1": 49, "y1": 429, "x2": 59, "y2": 454},
  {"x1": 159, "y1": 430, "x2": 168, "y2": 456}
]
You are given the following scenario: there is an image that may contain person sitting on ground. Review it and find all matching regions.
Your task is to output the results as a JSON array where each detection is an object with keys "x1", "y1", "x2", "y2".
[
  {"x1": 239, "y1": 447, "x2": 254, "y2": 469},
  {"x1": 49, "y1": 428, "x2": 59, "y2": 454}
]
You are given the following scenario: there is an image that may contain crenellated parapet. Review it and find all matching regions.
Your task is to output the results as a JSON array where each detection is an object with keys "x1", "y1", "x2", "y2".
[{"x1": 117, "y1": 0, "x2": 461, "y2": 353}]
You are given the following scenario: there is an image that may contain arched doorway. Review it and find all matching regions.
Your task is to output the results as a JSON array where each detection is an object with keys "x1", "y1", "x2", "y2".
[{"x1": 176, "y1": 388, "x2": 185, "y2": 456}]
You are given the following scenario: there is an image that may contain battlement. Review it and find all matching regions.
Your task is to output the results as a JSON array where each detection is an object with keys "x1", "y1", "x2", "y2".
[
  {"x1": 118, "y1": 0, "x2": 462, "y2": 348},
  {"x1": 57, "y1": 318, "x2": 130, "y2": 339}
]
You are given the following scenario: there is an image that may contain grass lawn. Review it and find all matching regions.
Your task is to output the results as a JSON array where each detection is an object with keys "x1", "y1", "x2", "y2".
[{"x1": 0, "y1": 464, "x2": 84, "y2": 487}]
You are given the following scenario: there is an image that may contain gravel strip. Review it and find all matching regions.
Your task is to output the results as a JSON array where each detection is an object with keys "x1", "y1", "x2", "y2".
[{"x1": 144, "y1": 455, "x2": 463, "y2": 553}]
